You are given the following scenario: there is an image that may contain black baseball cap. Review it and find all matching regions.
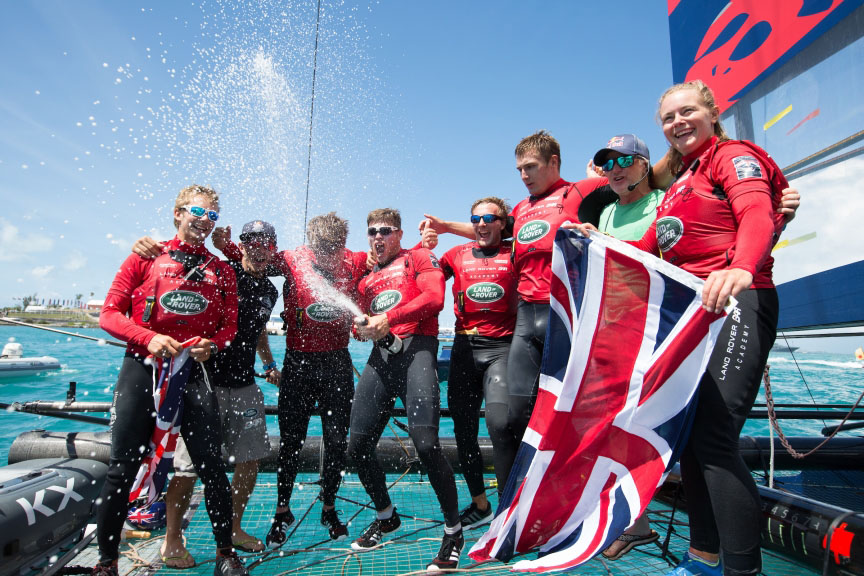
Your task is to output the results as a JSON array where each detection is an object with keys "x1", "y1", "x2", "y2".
[{"x1": 239, "y1": 220, "x2": 277, "y2": 243}]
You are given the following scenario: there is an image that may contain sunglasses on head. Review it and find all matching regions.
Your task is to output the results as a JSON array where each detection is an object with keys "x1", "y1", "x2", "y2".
[
  {"x1": 470, "y1": 214, "x2": 502, "y2": 224},
  {"x1": 601, "y1": 155, "x2": 636, "y2": 172},
  {"x1": 183, "y1": 205, "x2": 219, "y2": 222},
  {"x1": 368, "y1": 226, "x2": 399, "y2": 237}
]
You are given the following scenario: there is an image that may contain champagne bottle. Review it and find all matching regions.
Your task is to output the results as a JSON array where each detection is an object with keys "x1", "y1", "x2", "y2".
[
  {"x1": 355, "y1": 316, "x2": 403, "y2": 354},
  {"x1": 377, "y1": 331, "x2": 403, "y2": 354}
]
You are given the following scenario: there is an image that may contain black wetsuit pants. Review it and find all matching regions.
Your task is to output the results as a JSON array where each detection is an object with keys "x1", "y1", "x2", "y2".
[
  {"x1": 502, "y1": 299, "x2": 549, "y2": 483},
  {"x1": 682, "y1": 288, "x2": 778, "y2": 575},
  {"x1": 96, "y1": 355, "x2": 233, "y2": 563},
  {"x1": 277, "y1": 348, "x2": 353, "y2": 508},
  {"x1": 347, "y1": 335, "x2": 460, "y2": 527},
  {"x1": 448, "y1": 334, "x2": 513, "y2": 498}
]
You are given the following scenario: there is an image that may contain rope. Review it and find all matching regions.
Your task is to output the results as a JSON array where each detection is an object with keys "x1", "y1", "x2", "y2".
[
  {"x1": 764, "y1": 364, "x2": 864, "y2": 459},
  {"x1": 768, "y1": 409, "x2": 775, "y2": 488},
  {"x1": 301, "y1": 0, "x2": 322, "y2": 243}
]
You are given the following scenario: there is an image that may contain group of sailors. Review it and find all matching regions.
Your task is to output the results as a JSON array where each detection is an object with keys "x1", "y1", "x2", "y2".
[{"x1": 91, "y1": 80, "x2": 800, "y2": 576}]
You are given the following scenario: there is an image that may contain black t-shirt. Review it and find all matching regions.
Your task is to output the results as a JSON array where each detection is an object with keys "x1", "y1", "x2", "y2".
[{"x1": 209, "y1": 260, "x2": 278, "y2": 388}]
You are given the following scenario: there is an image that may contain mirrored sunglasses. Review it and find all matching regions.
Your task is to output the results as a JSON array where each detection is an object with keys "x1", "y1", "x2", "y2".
[
  {"x1": 601, "y1": 155, "x2": 635, "y2": 172},
  {"x1": 470, "y1": 214, "x2": 502, "y2": 224},
  {"x1": 183, "y1": 205, "x2": 219, "y2": 222},
  {"x1": 368, "y1": 226, "x2": 399, "y2": 237}
]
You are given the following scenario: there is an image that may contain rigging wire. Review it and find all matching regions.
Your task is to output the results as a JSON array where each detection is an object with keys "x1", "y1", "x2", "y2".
[
  {"x1": 777, "y1": 331, "x2": 828, "y2": 427},
  {"x1": 301, "y1": 0, "x2": 322, "y2": 244}
]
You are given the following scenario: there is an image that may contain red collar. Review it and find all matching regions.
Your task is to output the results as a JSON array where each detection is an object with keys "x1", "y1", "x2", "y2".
[
  {"x1": 682, "y1": 136, "x2": 718, "y2": 166},
  {"x1": 531, "y1": 178, "x2": 569, "y2": 201},
  {"x1": 165, "y1": 236, "x2": 211, "y2": 256}
]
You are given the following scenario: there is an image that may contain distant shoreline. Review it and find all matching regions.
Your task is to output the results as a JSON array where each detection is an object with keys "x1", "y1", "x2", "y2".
[{"x1": 1, "y1": 311, "x2": 100, "y2": 329}]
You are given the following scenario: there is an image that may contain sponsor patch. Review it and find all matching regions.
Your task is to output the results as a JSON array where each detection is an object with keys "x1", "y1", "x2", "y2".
[
  {"x1": 243, "y1": 416, "x2": 264, "y2": 430},
  {"x1": 159, "y1": 290, "x2": 209, "y2": 315},
  {"x1": 516, "y1": 220, "x2": 551, "y2": 244},
  {"x1": 429, "y1": 254, "x2": 440, "y2": 268},
  {"x1": 606, "y1": 136, "x2": 624, "y2": 149},
  {"x1": 732, "y1": 155, "x2": 762, "y2": 180},
  {"x1": 656, "y1": 217, "x2": 684, "y2": 252},
  {"x1": 370, "y1": 290, "x2": 402, "y2": 314},
  {"x1": 306, "y1": 302, "x2": 341, "y2": 322},
  {"x1": 243, "y1": 408, "x2": 259, "y2": 418},
  {"x1": 466, "y1": 282, "x2": 504, "y2": 303}
]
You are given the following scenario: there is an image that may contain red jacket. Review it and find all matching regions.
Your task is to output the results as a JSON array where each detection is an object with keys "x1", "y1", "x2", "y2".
[
  {"x1": 440, "y1": 241, "x2": 516, "y2": 338},
  {"x1": 511, "y1": 178, "x2": 608, "y2": 302},
  {"x1": 281, "y1": 246, "x2": 367, "y2": 352},
  {"x1": 357, "y1": 248, "x2": 445, "y2": 337},
  {"x1": 635, "y1": 137, "x2": 776, "y2": 288},
  {"x1": 100, "y1": 236, "x2": 238, "y2": 357}
]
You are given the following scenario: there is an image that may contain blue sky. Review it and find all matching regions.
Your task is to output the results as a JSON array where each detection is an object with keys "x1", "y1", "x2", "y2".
[{"x1": 0, "y1": 1, "x2": 678, "y2": 321}]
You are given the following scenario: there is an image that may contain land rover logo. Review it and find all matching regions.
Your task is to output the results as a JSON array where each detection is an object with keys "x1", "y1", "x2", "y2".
[
  {"x1": 160, "y1": 291, "x2": 209, "y2": 315},
  {"x1": 516, "y1": 220, "x2": 550, "y2": 244},
  {"x1": 656, "y1": 217, "x2": 684, "y2": 251},
  {"x1": 306, "y1": 302, "x2": 340, "y2": 322},
  {"x1": 371, "y1": 290, "x2": 402, "y2": 314},
  {"x1": 466, "y1": 282, "x2": 504, "y2": 303}
]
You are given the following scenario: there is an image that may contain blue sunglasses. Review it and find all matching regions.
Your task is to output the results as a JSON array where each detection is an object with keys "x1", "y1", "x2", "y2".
[
  {"x1": 600, "y1": 155, "x2": 635, "y2": 172},
  {"x1": 470, "y1": 214, "x2": 502, "y2": 224},
  {"x1": 183, "y1": 205, "x2": 219, "y2": 222}
]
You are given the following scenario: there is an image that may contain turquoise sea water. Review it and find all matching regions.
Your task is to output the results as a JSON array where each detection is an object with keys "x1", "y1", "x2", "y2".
[{"x1": 2, "y1": 324, "x2": 863, "y2": 463}]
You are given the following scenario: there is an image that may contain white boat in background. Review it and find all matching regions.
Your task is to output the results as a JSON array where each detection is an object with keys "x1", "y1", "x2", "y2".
[
  {"x1": 0, "y1": 342, "x2": 61, "y2": 377},
  {"x1": 265, "y1": 316, "x2": 285, "y2": 336},
  {"x1": 771, "y1": 342, "x2": 799, "y2": 353}
]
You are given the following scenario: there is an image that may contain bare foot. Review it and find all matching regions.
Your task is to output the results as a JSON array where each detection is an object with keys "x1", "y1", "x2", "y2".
[
  {"x1": 232, "y1": 528, "x2": 265, "y2": 553},
  {"x1": 160, "y1": 539, "x2": 196, "y2": 569}
]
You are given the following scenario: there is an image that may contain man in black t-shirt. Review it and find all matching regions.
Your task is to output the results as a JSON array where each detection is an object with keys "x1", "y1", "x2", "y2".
[{"x1": 132, "y1": 221, "x2": 280, "y2": 564}]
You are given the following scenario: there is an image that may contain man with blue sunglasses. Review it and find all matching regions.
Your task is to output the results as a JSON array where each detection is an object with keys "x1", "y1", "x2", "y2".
[
  {"x1": 133, "y1": 219, "x2": 282, "y2": 561},
  {"x1": 96, "y1": 184, "x2": 248, "y2": 576}
]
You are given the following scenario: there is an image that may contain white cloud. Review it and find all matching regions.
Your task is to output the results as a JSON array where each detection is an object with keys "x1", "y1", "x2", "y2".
[
  {"x1": 774, "y1": 156, "x2": 864, "y2": 284},
  {"x1": 0, "y1": 218, "x2": 54, "y2": 261},
  {"x1": 106, "y1": 227, "x2": 176, "y2": 253},
  {"x1": 64, "y1": 249, "x2": 87, "y2": 271},
  {"x1": 31, "y1": 265, "x2": 55, "y2": 277}
]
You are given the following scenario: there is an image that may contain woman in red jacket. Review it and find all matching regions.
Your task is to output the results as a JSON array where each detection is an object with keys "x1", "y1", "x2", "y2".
[{"x1": 635, "y1": 81, "x2": 780, "y2": 576}]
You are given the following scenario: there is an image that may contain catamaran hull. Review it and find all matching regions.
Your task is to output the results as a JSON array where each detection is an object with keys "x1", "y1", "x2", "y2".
[
  {"x1": 657, "y1": 475, "x2": 864, "y2": 575},
  {"x1": 10, "y1": 430, "x2": 864, "y2": 473}
]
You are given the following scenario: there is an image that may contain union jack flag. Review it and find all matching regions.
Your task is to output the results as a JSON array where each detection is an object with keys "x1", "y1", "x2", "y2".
[
  {"x1": 128, "y1": 338, "x2": 200, "y2": 506},
  {"x1": 127, "y1": 506, "x2": 157, "y2": 524},
  {"x1": 469, "y1": 230, "x2": 727, "y2": 571}
]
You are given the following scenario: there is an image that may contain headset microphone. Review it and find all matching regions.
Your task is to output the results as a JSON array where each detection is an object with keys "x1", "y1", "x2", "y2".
[{"x1": 627, "y1": 168, "x2": 650, "y2": 192}]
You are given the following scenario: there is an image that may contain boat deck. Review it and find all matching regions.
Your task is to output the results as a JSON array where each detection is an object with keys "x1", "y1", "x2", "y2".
[{"x1": 67, "y1": 472, "x2": 815, "y2": 576}]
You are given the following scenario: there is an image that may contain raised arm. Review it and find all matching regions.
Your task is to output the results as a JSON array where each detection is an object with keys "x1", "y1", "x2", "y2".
[{"x1": 418, "y1": 214, "x2": 474, "y2": 240}]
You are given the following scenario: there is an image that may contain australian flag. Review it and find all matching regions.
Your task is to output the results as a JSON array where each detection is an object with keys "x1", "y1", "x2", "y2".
[
  {"x1": 128, "y1": 339, "x2": 199, "y2": 506},
  {"x1": 469, "y1": 230, "x2": 727, "y2": 571}
]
